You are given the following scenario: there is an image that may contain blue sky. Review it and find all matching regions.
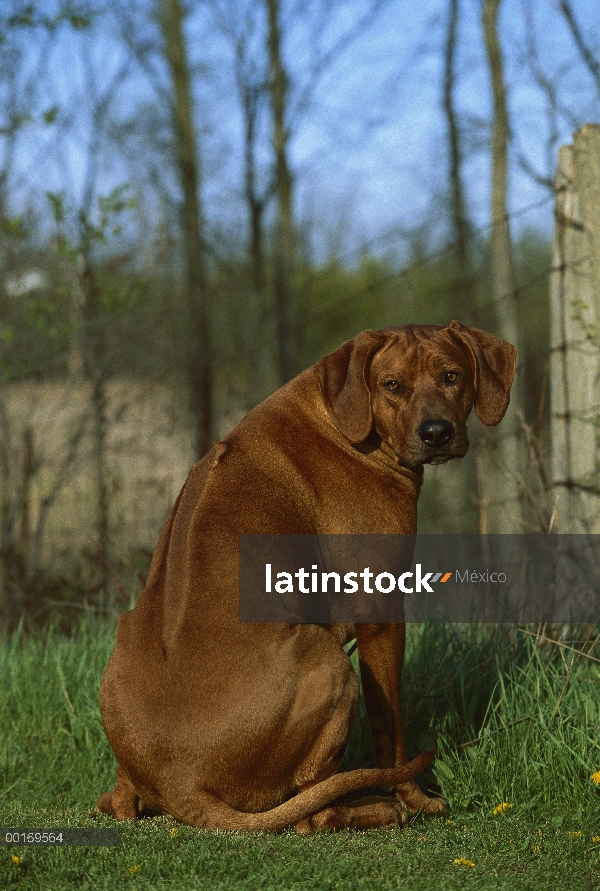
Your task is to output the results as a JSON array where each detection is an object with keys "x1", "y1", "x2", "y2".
[{"x1": 2, "y1": 0, "x2": 599, "y2": 265}]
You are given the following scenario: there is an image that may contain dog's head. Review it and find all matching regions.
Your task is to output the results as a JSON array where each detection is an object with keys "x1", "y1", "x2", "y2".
[{"x1": 314, "y1": 321, "x2": 516, "y2": 473}]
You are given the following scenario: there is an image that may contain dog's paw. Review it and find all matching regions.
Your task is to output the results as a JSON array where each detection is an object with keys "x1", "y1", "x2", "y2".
[
  {"x1": 395, "y1": 781, "x2": 448, "y2": 817},
  {"x1": 414, "y1": 795, "x2": 448, "y2": 817},
  {"x1": 294, "y1": 798, "x2": 411, "y2": 833}
]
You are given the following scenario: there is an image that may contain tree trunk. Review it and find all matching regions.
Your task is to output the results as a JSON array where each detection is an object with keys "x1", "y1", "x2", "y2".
[
  {"x1": 482, "y1": 0, "x2": 524, "y2": 532},
  {"x1": 266, "y1": 0, "x2": 298, "y2": 385},
  {"x1": 240, "y1": 74, "x2": 272, "y2": 403},
  {"x1": 242, "y1": 83, "x2": 265, "y2": 298},
  {"x1": 0, "y1": 413, "x2": 18, "y2": 629},
  {"x1": 483, "y1": 0, "x2": 517, "y2": 338},
  {"x1": 443, "y1": 0, "x2": 474, "y2": 322},
  {"x1": 17, "y1": 426, "x2": 33, "y2": 567},
  {"x1": 161, "y1": 0, "x2": 212, "y2": 458},
  {"x1": 81, "y1": 259, "x2": 110, "y2": 587}
]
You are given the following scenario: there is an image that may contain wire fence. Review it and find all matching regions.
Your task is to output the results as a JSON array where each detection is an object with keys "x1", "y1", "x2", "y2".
[
  {"x1": 1, "y1": 136, "x2": 599, "y2": 622},
  {"x1": 550, "y1": 125, "x2": 600, "y2": 532}
]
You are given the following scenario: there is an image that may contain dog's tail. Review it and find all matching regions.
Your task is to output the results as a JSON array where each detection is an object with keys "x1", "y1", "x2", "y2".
[{"x1": 176, "y1": 750, "x2": 435, "y2": 832}]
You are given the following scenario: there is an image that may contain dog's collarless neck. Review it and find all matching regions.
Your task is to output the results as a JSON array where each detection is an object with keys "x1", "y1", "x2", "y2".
[{"x1": 353, "y1": 431, "x2": 424, "y2": 484}]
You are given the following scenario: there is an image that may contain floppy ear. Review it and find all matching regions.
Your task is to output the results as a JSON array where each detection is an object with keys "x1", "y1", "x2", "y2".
[
  {"x1": 447, "y1": 320, "x2": 516, "y2": 426},
  {"x1": 314, "y1": 330, "x2": 388, "y2": 442}
]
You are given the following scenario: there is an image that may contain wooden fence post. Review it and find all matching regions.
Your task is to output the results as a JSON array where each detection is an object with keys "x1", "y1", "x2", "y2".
[{"x1": 550, "y1": 124, "x2": 600, "y2": 531}]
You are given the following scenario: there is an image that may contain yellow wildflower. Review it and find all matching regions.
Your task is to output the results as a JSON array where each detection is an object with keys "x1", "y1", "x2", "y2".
[
  {"x1": 445, "y1": 819, "x2": 453, "y2": 825},
  {"x1": 11, "y1": 855, "x2": 20, "y2": 865},
  {"x1": 592, "y1": 836, "x2": 600, "y2": 843},
  {"x1": 531, "y1": 844, "x2": 539, "y2": 853},
  {"x1": 572, "y1": 831, "x2": 582, "y2": 838},
  {"x1": 127, "y1": 865, "x2": 141, "y2": 876},
  {"x1": 493, "y1": 802, "x2": 512, "y2": 815},
  {"x1": 453, "y1": 858, "x2": 475, "y2": 867},
  {"x1": 590, "y1": 771, "x2": 600, "y2": 785},
  {"x1": 170, "y1": 827, "x2": 178, "y2": 837}
]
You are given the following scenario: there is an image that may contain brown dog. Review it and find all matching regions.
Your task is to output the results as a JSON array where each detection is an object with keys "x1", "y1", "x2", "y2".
[{"x1": 97, "y1": 320, "x2": 515, "y2": 832}]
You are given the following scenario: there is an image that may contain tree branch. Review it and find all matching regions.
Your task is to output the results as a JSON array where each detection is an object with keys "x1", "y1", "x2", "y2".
[{"x1": 558, "y1": 0, "x2": 600, "y2": 95}]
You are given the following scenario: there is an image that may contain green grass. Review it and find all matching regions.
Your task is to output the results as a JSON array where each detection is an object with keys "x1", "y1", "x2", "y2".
[{"x1": 2, "y1": 619, "x2": 600, "y2": 889}]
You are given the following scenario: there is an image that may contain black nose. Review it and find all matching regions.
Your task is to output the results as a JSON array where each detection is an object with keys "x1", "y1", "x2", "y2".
[{"x1": 417, "y1": 419, "x2": 454, "y2": 448}]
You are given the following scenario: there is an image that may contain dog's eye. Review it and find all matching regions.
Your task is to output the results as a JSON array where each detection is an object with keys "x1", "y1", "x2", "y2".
[
  {"x1": 384, "y1": 379, "x2": 400, "y2": 391},
  {"x1": 444, "y1": 371, "x2": 459, "y2": 384}
]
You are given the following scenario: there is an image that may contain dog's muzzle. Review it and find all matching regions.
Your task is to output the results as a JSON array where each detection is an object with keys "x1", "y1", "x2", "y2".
[{"x1": 417, "y1": 419, "x2": 454, "y2": 448}]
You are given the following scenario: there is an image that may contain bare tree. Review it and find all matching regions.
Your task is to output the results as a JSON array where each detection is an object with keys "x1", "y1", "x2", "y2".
[
  {"x1": 482, "y1": 0, "x2": 517, "y2": 335},
  {"x1": 263, "y1": 0, "x2": 392, "y2": 384},
  {"x1": 266, "y1": 0, "x2": 297, "y2": 385},
  {"x1": 211, "y1": 0, "x2": 393, "y2": 391},
  {"x1": 160, "y1": 0, "x2": 213, "y2": 458},
  {"x1": 216, "y1": 0, "x2": 271, "y2": 300},
  {"x1": 558, "y1": 0, "x2": 600, "y2": 96},
  {"x1": 75, "y1": 47, "x2": 132, "y2": 567},
  {"x1": 482, "y1": 0, "x2": 524, "y2": 532},
  {"x1": 208, "y1": 0, "x2": 274, "y2": 403},
  {"x1": 442, "y1": 0, "x2": 474, "y2": 322},
  {"x1": 0, "y1": 12, "x2": 87, "y2": 624},
  {"x1": 515, "y1": 2, "x2": 585, "y2": 194}
]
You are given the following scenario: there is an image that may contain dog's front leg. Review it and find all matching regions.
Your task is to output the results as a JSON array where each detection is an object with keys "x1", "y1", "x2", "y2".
[{"x1": 355, "y1": 623, "x2": 446, "y2": 815}]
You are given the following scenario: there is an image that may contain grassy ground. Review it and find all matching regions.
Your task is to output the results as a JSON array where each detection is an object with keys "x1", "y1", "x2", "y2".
[{"x1": 1, "y1": 618, "x2": 600, "y2": 889}]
